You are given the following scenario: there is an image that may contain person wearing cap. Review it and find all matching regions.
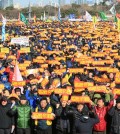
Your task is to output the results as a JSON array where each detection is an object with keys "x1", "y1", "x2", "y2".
[
  {"x1": 0, "y1": 96, "x2": 14, "y2": 134},
  {"x1": 108, "y1": 97, "x2": 120, "y2": 134},
  {"x1": 10, "y1": 95, "x2": 32, "y2": 134},
  {"x1": 33, "y1": 97, "x2": 54, "y2": 134}
]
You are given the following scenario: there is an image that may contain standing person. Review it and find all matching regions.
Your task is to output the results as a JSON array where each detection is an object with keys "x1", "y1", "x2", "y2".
[
  {"x1": 55, "y1": 98, "x2": 71, "y2": 134},
  {"x1": 10, "y1": 95, "x2": 32, "y2": 134},
  {"x1": 0, "y1": 96, "x2": 14, "y2": 134},
  {"x1": 73, "y1": 109, "x2": 99, "y2": 134},
  {"x1": 34, "y1": 97, "x2": 54, "y2": 134},
  {"x1": 108, "y1": 97, "x2": 120, "y2": 134},
  {"x1": 93, "y1": 98, "x2": 113, "y2": 134}
]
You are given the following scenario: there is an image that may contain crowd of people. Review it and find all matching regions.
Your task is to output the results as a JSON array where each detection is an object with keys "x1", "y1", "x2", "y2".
[{"x1": 0, "y1": 21, "x2": 120, "y2": 134}]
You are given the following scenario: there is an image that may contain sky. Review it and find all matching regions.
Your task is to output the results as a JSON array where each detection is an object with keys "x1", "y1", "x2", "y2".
[{"x1": 13, "y1": 0, "x2": 70, "y2": 7}]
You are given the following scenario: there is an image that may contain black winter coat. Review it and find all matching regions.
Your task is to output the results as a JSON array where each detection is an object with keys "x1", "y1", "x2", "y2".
[
  {"x1": 108, "y1": 106, "x2": 120, "y2": 134},
  {"x1": 73, "y1": 113, "x2": 99, "y2": 134},
  {"x1": 0, "y1": 103, "x2": 14, "y2": 129},
  {"x1": 55, "y1": 106, "x2": 71, "y2": 133}
]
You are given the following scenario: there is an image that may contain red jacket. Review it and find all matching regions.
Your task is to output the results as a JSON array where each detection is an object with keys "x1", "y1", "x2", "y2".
[
  {"x1": 5, "y1": 67, "x2": 14, "y2": 83},
  {"x1": 94, "y1": 101, "x2": 113, "y2": 132}
]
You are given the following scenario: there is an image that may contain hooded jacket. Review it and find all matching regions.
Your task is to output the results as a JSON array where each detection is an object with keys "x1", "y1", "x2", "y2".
[
  {"x1": 74, "y1": 113, "x2": 99, "y2": 134},
  {"x1": 1, "y1": 75, "x2": 11, "y2": 90}
]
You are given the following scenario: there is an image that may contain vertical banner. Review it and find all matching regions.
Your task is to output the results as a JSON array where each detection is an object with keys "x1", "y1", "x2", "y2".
[
  {"x1": 92, "y1": 16, "x2": 97, "y2": 29},
  {"x1": 117, "y1": 19, "x2": 120, "y2": 32},
  {"x1": 1, "y1": 15, "x2": 6, "y2": 42}
]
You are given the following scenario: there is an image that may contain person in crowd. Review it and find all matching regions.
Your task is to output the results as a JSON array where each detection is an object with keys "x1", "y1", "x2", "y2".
[
  {"x1": 10, "y1": 95, "x2": 32, "y2": 134},
  {"x1": 33, "y1": 97, "x2": 55, "y2": 134},
  {"x1": 73, "y1": 109, "x2": 99, "y2": 134},
  {"x1": 108, "y1": 97, "x2": 120, "y2": 134},
  {"x1": 55, "y1": 98, "x2": 71, "y2": 134},
  {"x1": 93, "y1": 98, "x2": 114, "y2": 134},
  {"x1": 0, "y1": 96, "x2": 14, "y2": 134}
]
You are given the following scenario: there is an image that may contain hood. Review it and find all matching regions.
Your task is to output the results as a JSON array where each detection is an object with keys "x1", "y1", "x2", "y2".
[
  {"x1": 79, "y1": 115, "x2": 90, "y2": 123},
  {"x1": 1, "y1": 75, "x2": 8, "y2": 83}
]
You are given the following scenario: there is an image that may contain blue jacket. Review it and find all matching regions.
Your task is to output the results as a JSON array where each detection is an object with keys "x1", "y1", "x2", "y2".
[
  {"x1": 25, "y1": 90, "x2": 39, "y2": 108},
  {"x1": 1, "y1": 75, "x2": 11, "y2": 91}
]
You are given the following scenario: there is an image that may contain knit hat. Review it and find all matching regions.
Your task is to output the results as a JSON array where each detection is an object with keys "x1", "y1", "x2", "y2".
[
  {"x1": 20, "y1": 95, "x2": 27, "y2": 100},
  {"x1": 1, "y1": 96, "x2": 8, "y2": 102}
]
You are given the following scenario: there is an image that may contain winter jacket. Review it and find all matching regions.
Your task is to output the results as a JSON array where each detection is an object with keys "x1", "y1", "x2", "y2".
[
  {"x1": 5, "y1": 67, "x2": 14, "y2": 83},
  {"x1": 55, "y1": 106, "x2": 71, "y2": 133},
  {"x1": 10, "y1": 102, "x2": 32, "y2": 128},
  {"x1": 0, "y1": 103, "x2": 13, "y2": 129},
  {"x1": 1, "y1": 75, "x2": 11, "y2": 90},
  {"x1": 108, "y1": 106, "x2": 120, "y2": 134},
  {"x1": 35, "y1": 104, "x2": 53, "y2": 130},
  {"x1": 93, "y1": 101, "x2": 113, "y2": 132},
  {"x1": 74, "y1": 113, "x2": 99, "y2": 134},
  {"x1": 25, "y1": 90, "x2": 39, "y2": 108}
]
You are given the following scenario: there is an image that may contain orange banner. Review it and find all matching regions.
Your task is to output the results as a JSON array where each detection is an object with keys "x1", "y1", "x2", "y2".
[
  {"x1": 38, "y1": 89, "x2": 52, "y2": 95},
  {"x1": 74, "y1": 82, "x2": 94, "y2": 88},
  {"x1": 71, "y1": 96, "x2": 91, "y2": 103},
  {"x1": 32, "y1": 112, "x2": 54, "y2": 120},
  {"x1": 113, "y1": 89, "x2": 120, "y2": 95},
  {"x1": 38, "y1": 88, "x2": 72, "y2": 95},
  {"x1": 12, "y1": 81, "x2": 26, "y2": 87}
]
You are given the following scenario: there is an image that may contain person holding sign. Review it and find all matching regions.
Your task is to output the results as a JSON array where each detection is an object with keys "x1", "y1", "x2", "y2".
[
  {"x1": 55, "y1": 98, "x2": 71, "y2": 134},
  {"x1": 33, "y1": 97, "x2": 55, "y2": 134},
  {"x1": 93, "y1": 98, "x2": 114, "y2": 134}
]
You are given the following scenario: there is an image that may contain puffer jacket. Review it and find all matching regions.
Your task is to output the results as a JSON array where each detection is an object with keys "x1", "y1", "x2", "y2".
[
  {"x1": 94, "y1": 101, "x2": 113, "y2": 132},
  {"x1": 10, "y1": 102, "x2": 32, "y2": 128}
]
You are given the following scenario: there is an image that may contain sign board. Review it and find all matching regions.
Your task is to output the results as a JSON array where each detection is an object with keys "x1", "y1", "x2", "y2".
[{"x1": 11, "y1": 37, "x2": 29, "y2": 46}]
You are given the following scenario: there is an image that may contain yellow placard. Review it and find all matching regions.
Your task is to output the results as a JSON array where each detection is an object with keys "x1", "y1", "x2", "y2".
[
  {"x1": 19, "y1": 47, "x2": 30, "y2": 53},
  {"x1": 74, "y1": 82, "x2": 94, "y2": 88},
  {"x1": 32, "y1": 112, "x2": 54, "y2": 120},
  {"x1": 12, "y1": 81, "x2": 26, "y2": 87},
  {"x1": 71, "y1": 96, "x2": 91, "y2": 103},
  {"x1": 1, "y1": 48, "x2": 9, "y2": 53}
]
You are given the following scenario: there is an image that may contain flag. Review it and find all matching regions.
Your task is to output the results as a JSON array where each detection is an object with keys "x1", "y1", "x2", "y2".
[
  {"x1": 1, "y1": 14, "x2": 6, "y2": 42},
  {"x1": 92, "y1": 16, "x2": 97, "y2": 24},
  {"x1": 20, "y1": 13, "x2": 28, "y2": 25},
  {"x1": 18, "y1": 12, "x2": 20, "y2": 21},
  {"x1": 109, "y1": 4, "x2": 116, "y2": 15},
  {"x1": 44, "y1": 11, "x2": 46, "y2": 21},
  {"x1": 117, "y1": 19, "x2": 120, "y2": 32},
  {"x1": 34, "y1": 14, "x2": 36, "y2": 23},
  {"x1": 12, "y1": 62, "x2": 24, "y2": 93},
  {"x1": 99, "y1": 12, "x2": 108, "y2": 21},
  {"x1": 85, "y1": 11, "x2": 92, "y2": 21},
  {"x1": 58, "y1": 7, "x2": 61, "y2": 22}
]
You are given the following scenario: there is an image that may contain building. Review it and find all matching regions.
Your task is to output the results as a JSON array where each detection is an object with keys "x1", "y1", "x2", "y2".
[{"x1": 1, "y1": 0, "x2": 13, "y2": 9}]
